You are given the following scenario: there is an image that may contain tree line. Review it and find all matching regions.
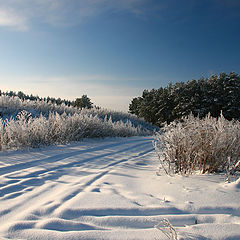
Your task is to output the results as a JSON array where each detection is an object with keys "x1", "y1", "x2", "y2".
[
  {"x1": 129, "y1": 72, "x2": 240, "y2": 126},
  {"x1": 0, "y1": 90, "x2": 93, "y2": 109}
]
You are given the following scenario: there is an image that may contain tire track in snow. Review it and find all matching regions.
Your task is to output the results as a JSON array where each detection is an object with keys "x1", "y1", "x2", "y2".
[
  {"x1": 0, "y1": 137, "x2": 154, "y2": 233},
  {"x1": 50, "y1": 146, "x2": 155, "y2": 214},
  {"x1": 0, "y1": 139, "x2": 153, "y2": 203},
  {"x1": 0, "y1": 137, "x2": 149, "y2": 176},
  {"x1": 0, "y1": 182, "x2": 59, "y2": 232},
  {"x1": 2, "y1": 140, "x2": 152, "y2": 185}
]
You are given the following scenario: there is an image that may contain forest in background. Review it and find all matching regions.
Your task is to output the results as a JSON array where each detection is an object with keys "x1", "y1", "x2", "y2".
[{"x1": 129, "y1": 72, "x2": 240, "y2": 126}]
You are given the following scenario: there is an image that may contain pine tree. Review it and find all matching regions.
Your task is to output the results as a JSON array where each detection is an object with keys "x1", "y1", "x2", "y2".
[{"x1": 74, "y1": 95, "x2": 93, "y2": 109}]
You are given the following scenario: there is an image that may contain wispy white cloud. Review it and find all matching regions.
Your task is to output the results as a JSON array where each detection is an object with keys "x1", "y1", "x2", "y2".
[
  {"x1": 0, "y1": 0, "x2": 148, "y2": 30},
  {"x1": 0, "y1": 8, "x2": 28, "y2": 31}
]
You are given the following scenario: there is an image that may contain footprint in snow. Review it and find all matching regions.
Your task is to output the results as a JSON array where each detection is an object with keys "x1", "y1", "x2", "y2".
[{"x1": 91, "y1": 188, "x2": 101, "y2": 192}]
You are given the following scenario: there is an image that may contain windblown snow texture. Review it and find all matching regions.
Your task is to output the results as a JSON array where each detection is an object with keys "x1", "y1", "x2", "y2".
[{"x1": 0, "y1": 137, "x2": 239, "y2": 239}]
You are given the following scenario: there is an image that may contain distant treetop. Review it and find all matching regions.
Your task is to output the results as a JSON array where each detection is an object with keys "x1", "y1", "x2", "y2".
[{"x1": 74, "y1": 95, "x2": 93, "y2": 109}]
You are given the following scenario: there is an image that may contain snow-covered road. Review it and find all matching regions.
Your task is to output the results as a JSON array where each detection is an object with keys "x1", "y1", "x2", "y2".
[{"x1": 0, "y1": 136, "x2": 240, "y2": 240}]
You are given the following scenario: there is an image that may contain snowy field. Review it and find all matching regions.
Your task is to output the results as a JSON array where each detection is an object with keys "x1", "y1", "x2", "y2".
[{"x1": 0, "y1": 136, "x2": 239, "y2": 240}]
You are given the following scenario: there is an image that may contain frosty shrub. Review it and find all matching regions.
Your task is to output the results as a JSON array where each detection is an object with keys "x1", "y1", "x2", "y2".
[
  {"x1": 0, "y1": 95, "x2": 154, "y2": 132},
  {"x1": 0, "y1": 95, "x2": 78, "y2": 118},
  {"x1": 154, "y1": 113, "x2": 240, "y2": 175},
  {"x1": 0, "y1": 112, "x2": 150, "y2": 151}
]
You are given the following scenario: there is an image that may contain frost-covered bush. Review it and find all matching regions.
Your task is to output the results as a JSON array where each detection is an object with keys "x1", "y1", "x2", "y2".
[
  {"x1": 0, "y1": 95, "x2": 78, "y2": 118},
  {"x1": 0, "y1": 111, "x2": 150, "y2": 151},
  {"x1": 0, "y1": 95, "x2": 154, "y2": 132},
  {"x1": 154, "y1": 114, "x2": 240, "y2": 175}
]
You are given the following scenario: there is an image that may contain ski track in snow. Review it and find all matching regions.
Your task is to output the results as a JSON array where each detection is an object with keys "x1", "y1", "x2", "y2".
[{"x1": 0, "y1": 136, "x2": 240, "y2": 240}]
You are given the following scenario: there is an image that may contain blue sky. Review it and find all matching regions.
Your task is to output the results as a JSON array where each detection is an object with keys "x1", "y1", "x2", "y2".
[{"x1": 0, "y1": 0, "x2": 240, "y2": 111}]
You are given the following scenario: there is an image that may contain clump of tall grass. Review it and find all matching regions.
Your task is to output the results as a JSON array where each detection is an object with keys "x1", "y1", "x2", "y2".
[
  {"x1": 0, "y1": 95, "x2": 78, "y2": 117},
  {"x1": 155, "y1": 218, "x2": 178, "y2": 240},
  {"x1": 0, "y1": 111, "x2": 150, "y2": 151},
  {"x1": 154, "y1": 113, "x2": 240, "y2": 176},
  {"x1": 0, "y1": 95, "x2": 155, "y2": 132}
]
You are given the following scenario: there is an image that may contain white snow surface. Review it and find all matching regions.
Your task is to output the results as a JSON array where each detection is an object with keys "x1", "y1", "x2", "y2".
[{"x1": 0, "y1": 136, "x2": 239, "y2": 240}]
